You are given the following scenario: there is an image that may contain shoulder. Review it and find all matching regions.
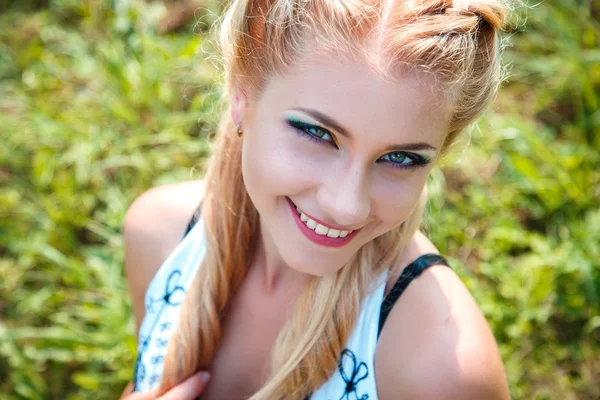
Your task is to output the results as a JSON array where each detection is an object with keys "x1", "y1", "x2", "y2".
[
  {"x1": 374, "y1": 231, "x2": 509, "y2": 400},
  {"x1": 382, "y1": 230, "x2": 440, "y2": 297},
  {"x1": 123, "y1": 179, "x2": 205, "y2": 334},
  {"x1": 123, "y1": 179, "x2": 205, "y2": 241}
]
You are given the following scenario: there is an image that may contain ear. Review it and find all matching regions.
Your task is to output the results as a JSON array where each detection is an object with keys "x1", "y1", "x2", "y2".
[{"x1": 231, "y1": 87, "x2": 249, "y2": 127}]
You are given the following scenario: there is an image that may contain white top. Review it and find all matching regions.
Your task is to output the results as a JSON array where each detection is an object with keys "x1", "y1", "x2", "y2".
[{"x1": 133, "y1": 217, "x2": 387, "y2": 399}]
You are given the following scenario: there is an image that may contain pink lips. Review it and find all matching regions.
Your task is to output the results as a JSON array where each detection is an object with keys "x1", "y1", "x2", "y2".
[{"x1": 287, "y1": 198, "x2": 359, "y2": 248}]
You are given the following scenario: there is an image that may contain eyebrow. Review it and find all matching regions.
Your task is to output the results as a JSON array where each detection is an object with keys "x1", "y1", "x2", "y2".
[{"x1": 290, "y1": 107, "x2": 438, "y2": 152}]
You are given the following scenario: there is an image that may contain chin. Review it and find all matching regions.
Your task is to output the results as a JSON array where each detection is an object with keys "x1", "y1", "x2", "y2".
[
  {"x1": 281, "y1": 245, "x2": 351, "y2": 277},
  {"x1": 288, "y1": 261, "x2": 342, "y2": 277}
]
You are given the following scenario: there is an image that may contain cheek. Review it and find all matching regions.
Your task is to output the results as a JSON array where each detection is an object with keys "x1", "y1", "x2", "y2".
[
  {"x1": 371, "y1": 173, "x2": 429, "y2": 231},
  {"x1": 241, "y1": 126, "x2": 304, "y2": 206},
  {"x1": 241, "y1": 125, "x2": 327, "y2": 202}
]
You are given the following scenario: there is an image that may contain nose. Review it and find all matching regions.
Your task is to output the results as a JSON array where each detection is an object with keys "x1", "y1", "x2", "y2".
[{"x1": 316, "y1": 162, "x2": 370, "y2": 228}]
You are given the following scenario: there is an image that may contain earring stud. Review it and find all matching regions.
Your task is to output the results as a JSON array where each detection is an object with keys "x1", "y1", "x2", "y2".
[{"x1": 235, "y1": 124, "x2": 243, "y2": 137}]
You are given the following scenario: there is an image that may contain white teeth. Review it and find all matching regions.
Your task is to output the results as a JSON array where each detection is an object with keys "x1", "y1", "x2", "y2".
[
  {"x1": 294, "y1": 204, "x2": 353, "y2": 239},
  {"x1": 315, "y1": 224, "x2": 328, "y2": 235},
  {"x1": 327, "y1": 229, "x2": 340, "y2": 238}
]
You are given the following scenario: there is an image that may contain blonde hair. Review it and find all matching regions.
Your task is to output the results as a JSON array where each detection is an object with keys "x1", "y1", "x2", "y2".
[{"x1": 157, "y1": 0, "x2": 508, "y2": 398}]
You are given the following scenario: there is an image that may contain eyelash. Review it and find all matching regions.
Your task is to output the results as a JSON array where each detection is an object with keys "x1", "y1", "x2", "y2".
[
  {"x1": 285, "y1": 119, "x2": 431, "y2": 171},
  {"x1": 287, "y1": 120, "x2": 336, "y2": 147}
]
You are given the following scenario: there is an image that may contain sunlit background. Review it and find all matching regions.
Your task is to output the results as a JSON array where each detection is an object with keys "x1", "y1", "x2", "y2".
[{"x1": 1, "y1": 0, "x2": 598, "y2": 399}]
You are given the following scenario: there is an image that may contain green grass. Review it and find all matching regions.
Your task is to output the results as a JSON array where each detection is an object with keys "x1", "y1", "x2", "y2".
[{"x1": 1, "y1": 0, "x2": 598, "y2": 399}]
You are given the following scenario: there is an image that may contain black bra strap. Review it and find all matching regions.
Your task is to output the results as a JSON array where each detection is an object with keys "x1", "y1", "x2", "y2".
[
  {"x1": 378, "y1": 254, "x2": 450, "y2": 338},
  {"x1": 183, "y1": 201, "x2": 203, "y2": 239}
]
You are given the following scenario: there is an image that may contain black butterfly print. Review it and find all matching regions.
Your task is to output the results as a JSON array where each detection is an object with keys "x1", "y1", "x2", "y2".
[
  {"x1": 338, "y1": 349, "x2": 369, "y2": 400},
  {"x1": 133, "y1": 269, "x2": 186, "y2": 390},
  {"x1": 134, "y1": 352, "x2": 146, "y2": 384},
  {"x1": 145, "y1": 270, "x2": 186, "y2": 312},
  {"x1": 159, "y1": 270, "x2": 186, "y2": 305}
]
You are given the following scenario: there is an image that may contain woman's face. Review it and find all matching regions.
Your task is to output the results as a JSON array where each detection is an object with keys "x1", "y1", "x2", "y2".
[{"x1": 237, "y1": 54, "x2": 450, "y2": 276}]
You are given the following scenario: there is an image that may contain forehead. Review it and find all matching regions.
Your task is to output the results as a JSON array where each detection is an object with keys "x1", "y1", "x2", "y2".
[{"x1": 257, "y1": 53, "x2": 450, "y2": 149}]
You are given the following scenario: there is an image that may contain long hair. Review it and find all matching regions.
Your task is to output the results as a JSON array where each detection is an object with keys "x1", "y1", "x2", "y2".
[{"x1": 158, "y1": 0, "x2": 508, "y2": 398}]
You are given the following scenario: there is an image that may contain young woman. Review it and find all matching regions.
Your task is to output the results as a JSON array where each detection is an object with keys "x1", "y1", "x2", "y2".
[{"x1": 121, "y1": 0, "x2": 512, "y2": 399}]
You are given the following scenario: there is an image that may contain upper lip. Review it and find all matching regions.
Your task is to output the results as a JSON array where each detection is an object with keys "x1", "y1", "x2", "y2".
[{"x1": 289, "y1": 199, "x2": 362, "y2": 232}]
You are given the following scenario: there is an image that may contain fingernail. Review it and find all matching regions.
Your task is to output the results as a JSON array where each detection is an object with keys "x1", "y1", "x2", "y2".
[{"x1": 200, "y1": 372, "x2": 211, "y2": 382}]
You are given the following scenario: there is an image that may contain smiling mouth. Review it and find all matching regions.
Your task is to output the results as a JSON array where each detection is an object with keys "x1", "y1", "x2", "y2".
[
  {"x1": 287, "y1": 198, "x2": 360, "y2": 248},
  {"x1": 286, "y1": 197, "x2": 357, "y2": 238},
  {"x1": 292, "y1": 205, "x2": 354, "y2": 239}
]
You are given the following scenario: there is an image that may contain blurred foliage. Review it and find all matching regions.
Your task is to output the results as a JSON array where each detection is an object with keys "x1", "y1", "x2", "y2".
[{"x1": 0, "y1": 0, "x2": 598, "y2": 399}]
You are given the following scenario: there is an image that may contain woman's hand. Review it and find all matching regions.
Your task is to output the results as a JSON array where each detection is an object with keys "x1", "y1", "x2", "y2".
[{"x1": 123, "y1": 371, "x2": 211, "y2": 400}]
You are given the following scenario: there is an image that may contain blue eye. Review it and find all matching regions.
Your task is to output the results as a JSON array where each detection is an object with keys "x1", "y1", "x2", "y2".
[
  {"x1": 385, "y1": 152, "x2": 408, "y2": 164},
  {"x1": 286, "y1": 117, "x2": 430, "y2": 171},
  {"x1": 286, "y1": 119, "x2": 336, "y2": 146},
  {"x1": 379, "y1": 152, "x2": 430, "y2": 170}
]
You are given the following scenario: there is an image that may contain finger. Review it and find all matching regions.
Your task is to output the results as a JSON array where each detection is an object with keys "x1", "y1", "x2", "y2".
[
  {"x1": 123, "y1": 388, "x2": 157, "y2": 400},
  {"x1": 120, "y1": 382, "x2": 135, "y2": 400},
  {"x1": 158, "y1": 372, "x2": 211, "y2": 400}
]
